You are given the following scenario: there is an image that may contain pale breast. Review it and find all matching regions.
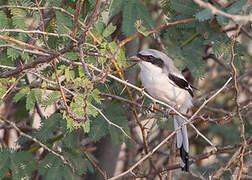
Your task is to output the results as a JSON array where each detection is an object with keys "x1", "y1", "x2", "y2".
[{"x1": 139, "y1": 62, "x2": 192, "y2": 108}]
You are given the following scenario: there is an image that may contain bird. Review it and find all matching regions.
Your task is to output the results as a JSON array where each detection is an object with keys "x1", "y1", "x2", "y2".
[{"x1": 130, "y1": 49, "x2": 194, "y2": 172}]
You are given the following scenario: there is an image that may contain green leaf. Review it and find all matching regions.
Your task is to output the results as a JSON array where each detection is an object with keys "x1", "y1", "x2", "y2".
[
  {"x1": 227, "y1": 0, "x2": 248, "y2": 14},
  {"x1": 90, "y1": 89, "x2": 102, "y2": 104},
  {"x1": 167, "y1": 38, "x2": 206, "y2": 78},
  {"x1": 122, "y1": 0, "x2": 155, "y2": 37},
  {"x1": 11, "y1": 8, "x2": 27, "y2": 29},
  {"x1": 86, "y1": 104, "x2": 98, "y2": 117},
  {"x1": 108, "y1": 42, "x2": 127, "y2": 68},
  {"x1": 83, "y1": 120, "x2": 90, "y2": 133},
  {"x1": 42, "y1": 91, "x2": 61, "y2": 107},
  {"x1": 171, "y1": 0, "x2": 199, "y2": 16},
  {"x1": 70, "y1": 95, "x2": 85, "y2": 118},
  {"x1": 101, "y1": 103, "x2": 129, "y2": 145},
  {"x1": 0, "y1": 10, "x2": 8, "y2": 29},
  {"x1": 102, "y1": 23, "x2": 116, "y2": 38},
  {"x1": 64, "y1": 52, "x2": 79, "y2": 61},
  {"x1": 19, "y1": 113, "x2": 66, "y2": 144},
  {"x1": 13, "y1": 87, "x2": 30, "y2": 102},
  {"x1": 56, "y1": 11, "x2": 73, "y2": 34},
  {"x1": 48, "y1": 0, "x2": 62, "y2": 6},
  {"x1": 0, "y1": 148, "x2": 37, "y2": 180},
  {"x1": 135, "y1": 20, "x2": 150, "y2": 36},
  {"x1": 89, "y1": 116, "x2": 108, "y2": 141},
  {"x1": 195, "y1": 9, "x2": 214, "y2": 21},
  {"x1": 0, "y1": 82, "x2": 7, "y2": 99},
  {"x1": 39, "y1": 154, "x2": 78, "y2": 180},
  {"x1": 7, "y1": 48, "x2": 20, "y2": 61},
  {"x1": 94, "y1": 19, "x2": 105, "y2": 34},
  {"x1": 65, "y1": 67, "x2": 71, "y2": 82},
  {"x1": 26, "y1": 90, "x2": 36, "y2": 110},
  {"x1": 33, "y1": 88, "x2": 42, "y2": 102},
  {"x1": 109, "y1": 0, "x2": 124, "y2": 17}
]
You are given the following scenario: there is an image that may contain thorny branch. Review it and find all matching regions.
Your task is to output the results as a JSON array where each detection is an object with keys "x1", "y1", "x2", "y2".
[{"x1": 229, "y1": 24, "x2": 247, "y2": 180}]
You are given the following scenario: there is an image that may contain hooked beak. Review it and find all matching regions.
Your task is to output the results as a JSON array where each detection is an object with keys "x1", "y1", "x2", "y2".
[{"x1": 129, "y1": 55, "x2": 141, "y2": 62}]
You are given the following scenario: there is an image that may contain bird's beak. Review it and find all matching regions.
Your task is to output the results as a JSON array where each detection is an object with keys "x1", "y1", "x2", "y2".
[{"x1": 129, "y1": 55, "x2": 141, "y2": 62}]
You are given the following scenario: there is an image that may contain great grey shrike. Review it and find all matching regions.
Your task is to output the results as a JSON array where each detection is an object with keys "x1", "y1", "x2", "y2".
[{"x1": 130, "y1": 49, "x2": 194, "y2": 171}]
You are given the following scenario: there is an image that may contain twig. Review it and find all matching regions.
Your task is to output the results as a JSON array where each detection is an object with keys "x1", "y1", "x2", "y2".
[
  {"x1": 0, "y1": 44, "x2": 73, "y2": 78},
  {"x1": 189, "y1": 171, "x2": 207, "y2": 180},
  {"x1": 0, "y1": 73, "x2": 26, "y2": 100},
  {"x1": 1, "y1": 117, "x2": 75, "y2": 172},
  {"x1": 90, "y1": 104, "x2": 132, "y2": 141},
  {"x1": 0, "y1": 29, "x2": 77, "y2": 42},
  {"x1": 83, "y1": 151, "x2": 106, "y2": 180},
  {"x1": 0, "y1": 35, "x2": 49, "y2": 53},
  {"x1": 117, "y1": 18, "x2": 195, "y2": 50},
  {"x1": 35, "y1": 0, "x2": 50, "y2": 49},
  {"x1": 108, "y1": 129, "x2": 176, "y2": 180},
  {"x1": 154, "y1": 139, "x2": 252, "y2": 174},
  {"x1": 195, "y1": 70, "x2": 252, "y2": 105},
  {"x1": 0, "y1": 5, "x2": 86, "y2": 28},
  {"x1": 203, "y1": 53, "x2": 231, "y2": 72},
  {"x1": 72, "y1": 0, "x2": 85, "y2": 40},
  {"x1": 53, "y1": 59, "x2": 70, "y2": 113},
  {"x1": 229, "y1": 24, "x2": 247, "y2": 180},
  {"x1": 213, "y1": 148, "x2": 241, "y2": 178},
  {"x1": 53, "y1": 59, "x2": 84, "y2": 122},
  {"x1": 193, "y1": 0, "x2": 252, "y2": 22},
  {"x1": 0, "y1": 44, "x2": 50, "y2": 56},
  {"x1": 80, "y1": 45, "x2": 92, "y2": 79}
]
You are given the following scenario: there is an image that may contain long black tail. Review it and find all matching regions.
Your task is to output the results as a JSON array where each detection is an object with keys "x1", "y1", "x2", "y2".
[{"x1": 180, "y1": 145, "x2": 189, "y2": 172}]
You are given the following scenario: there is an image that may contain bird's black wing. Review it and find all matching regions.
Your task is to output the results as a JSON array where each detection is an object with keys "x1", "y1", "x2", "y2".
[{"x1": 168, "y1": 73, "x2": 194, "y2": 97}]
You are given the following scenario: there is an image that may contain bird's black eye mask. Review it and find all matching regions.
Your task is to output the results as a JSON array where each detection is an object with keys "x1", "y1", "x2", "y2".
[{"x1": 136, "y1": 54, "x2": 164, "y2": 68}]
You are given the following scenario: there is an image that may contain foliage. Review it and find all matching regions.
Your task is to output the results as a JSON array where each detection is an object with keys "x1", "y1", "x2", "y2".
[
  {"x1": 110, "y1": 0, "x2": 155, "y2": 37},
  {"x1": 0, "y1": 0, "x2": 251, "y2": 179},
  {"x1": 0, "y1": 148, "x2": 37, "y2": 180}
]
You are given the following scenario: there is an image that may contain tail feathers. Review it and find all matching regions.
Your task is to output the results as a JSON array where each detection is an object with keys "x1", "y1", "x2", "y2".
[
  {"x1": 180, "y1": 145, "x2": 189, "y2": 172},
  {"x1": 174, "y1": 114, "x2": 189, "y2": 172}
]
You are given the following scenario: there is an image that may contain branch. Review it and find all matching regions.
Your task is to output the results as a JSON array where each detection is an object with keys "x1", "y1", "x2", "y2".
[
  {"x1": 0, "y1": 5, "x2": 86, "y2": 28},
  {"x1": 118, "y1": 18, "x2": 196, "y2": 48},
  {"x1": 0, "y1": 29, "x2": 77, "y2": 42},
  {"x1": 0, "y1": 45, "x2": 73, "y2": 78},
  {"x1": 229, "y1": 24, "x2": 247, "y2": 180},
  {"x1": 83, "y1": 151, "x2": 106, "y2": 180},
  {"x1": 1, "y1": 117, "x2": 75, "y2": 172},
  {"x1": 0, "y1": 35, "x2": 49, "y2": 53},
  {"x1": 193, "y1": 0, "x2": 252, "y2": 22},
  {"x1": 72, "y1": 0, "x2": 85, "y2": 40}
]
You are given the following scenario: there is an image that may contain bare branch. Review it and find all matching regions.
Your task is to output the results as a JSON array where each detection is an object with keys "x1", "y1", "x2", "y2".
[
  {"x1": 229, "y1": 24, "x2": 247, "y2": 180},
  {"x1": 0, "y1": 29, "x2": 78, "y2": 42},
  {"x1": 193, "y1": 0, "x2": 252, "y2": 22}
]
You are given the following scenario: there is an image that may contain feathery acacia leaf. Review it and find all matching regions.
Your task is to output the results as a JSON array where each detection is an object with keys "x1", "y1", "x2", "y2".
[{"x1": 0, "y1": 149, "x2": 37, "y2": 180}]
